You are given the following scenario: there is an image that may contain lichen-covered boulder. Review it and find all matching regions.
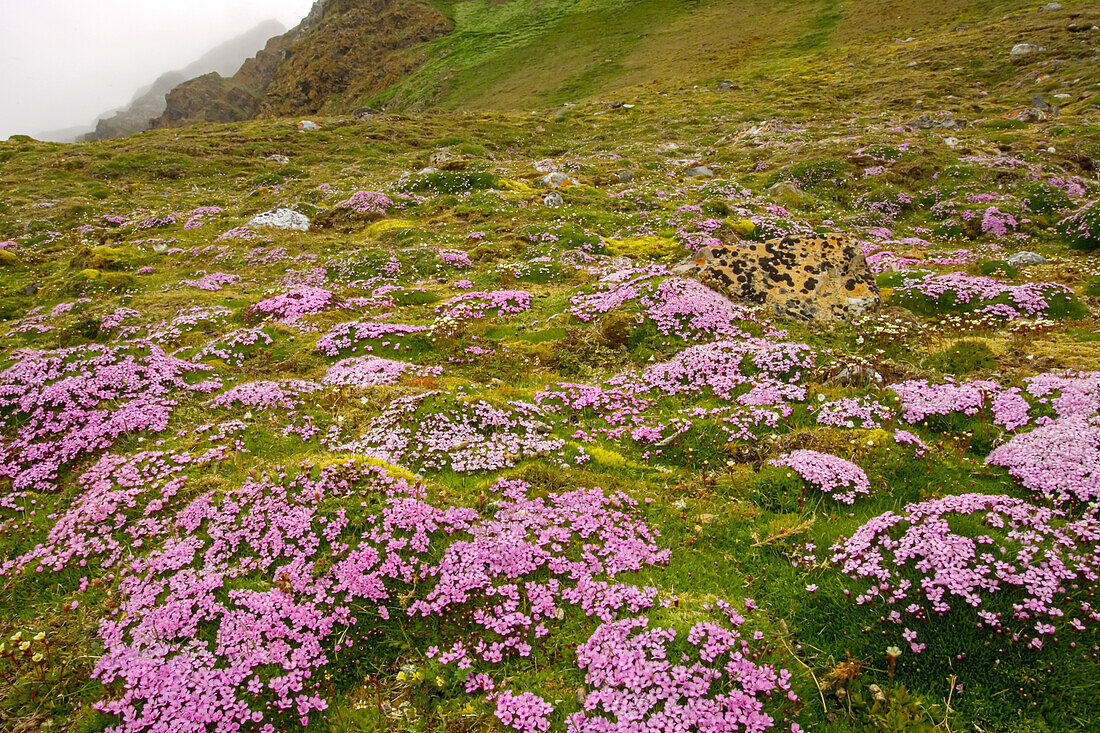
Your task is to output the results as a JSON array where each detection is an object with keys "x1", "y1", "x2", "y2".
[
  {"x1": 247, "y1": 208, "x2": 311, "y2": 231},
  {"x1": 675, "y1": 233, "x2": 881, "y2": 322}
]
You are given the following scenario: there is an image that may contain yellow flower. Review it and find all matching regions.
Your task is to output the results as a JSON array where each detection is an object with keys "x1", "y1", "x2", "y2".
[
  {"x1": 33, "y1": 632, "x2": 46, "y2": 642},
  {"x1": 32, "y1": 652, "x2": 44, "y2": 662},
  {"x1": 19, "y1": 641, "x2": 31, "y2": 651},
  {"x1": 412, "y1": 671, "x2": 423, "y2": 682},
  {"x1": 435, "y1": 676, "x2": 444, "y2": 687},
  {"x1": 397, "y1": 671, "x2": 407, "y2": 681}
]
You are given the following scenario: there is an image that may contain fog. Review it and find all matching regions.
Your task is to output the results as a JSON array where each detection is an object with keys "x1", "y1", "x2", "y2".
[{"x1": 0, "y1": 0, "x2": 317, "y2": 140}]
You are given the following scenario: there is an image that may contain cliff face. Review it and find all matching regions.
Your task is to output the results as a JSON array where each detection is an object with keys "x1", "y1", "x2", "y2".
[
  {"x1": 82, "y1": 20, "x2": 285, "y2": 141},
  {"x1": 259, "y1": 0, "x2": 452, "y2": 117},
  {"x1": 154, "y1": 0, "x2": 451, "y2": 130}
]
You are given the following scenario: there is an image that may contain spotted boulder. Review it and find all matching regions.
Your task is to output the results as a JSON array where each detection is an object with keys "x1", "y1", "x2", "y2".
[{"x1": 674, "y1": 233, "x2": 881, "y2": 322}]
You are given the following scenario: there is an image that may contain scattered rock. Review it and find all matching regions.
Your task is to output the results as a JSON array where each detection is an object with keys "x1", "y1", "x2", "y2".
[
  {"x1": 265, "y1": 154, "x2": 290, "y2": 165},
  {"x1": 1007, "y1": 251, "x2": 1050, "y2": 266},
  {"x1": 1032, "y1": 93, "x2": 1058, "y2": 114},
  {"x1": 716, "y1": 81, "x2": 734, "y2": 90},
  {"x1": 22, "y1": 282, "x2": 39, "y2": 296},
  {"x1": 910, "y1": 114, "x2": 967, "y2": 131},
  {"x1": 1044, "y1": 2, "x2": 1062, "y2": 9},
  {"x1": 944, "y1": 137, "x2": 962, "y2": 147},
  {"x1": 540, "y1": 172, "x2": 580, "y2": 188},
  {"x1": 1010, "y1": 43, "x2": 1046, "y2": 56},
  {"x1": 248, "y1": 208, "x2": 310, "y2": 231},
  {"x1": 543, "y1": 192, "x2": 564, "y2": 207},
  {"x1": 828, "y1": 365, "x2": 885, "y2": 387},
  {"x1": 678, "y1": 233, "x2": 882, "y2": 322},
  {"x1": 616, "y1": 170, "x2": 636, "y2": 183},
  {"x1": 1003, "y1": 107, "x2": 1050, "y2": 123},
  {"x1": 297, "y1": 120, "x2": 321, "y2": 131},
  {"x1": 352, "y1": 107, "x2": 381, "y2": 118},
  {"x1": 427, "y1": 148, "x2": 472, "y2": 171},
  {"x1": 418, "y1": 167, "x2": 441, "y2": 175},
  {"x1": 684, "y1": 165, "x2": 715, "y2": 178},
  {"x1": 767, "y1": 181, "x2": 815, "y2": 209}
]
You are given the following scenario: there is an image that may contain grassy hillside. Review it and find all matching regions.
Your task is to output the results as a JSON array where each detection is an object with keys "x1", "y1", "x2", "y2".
[
  {"x1": 1, "y1": 1, "x2": 1100, "y2": 732},
  {"x1": 369, "y1": 0, "x2": 1073, "y2": 111}
]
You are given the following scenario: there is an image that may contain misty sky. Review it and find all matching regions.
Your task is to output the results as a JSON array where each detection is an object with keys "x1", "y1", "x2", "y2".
[{"x1": 0, "y1": 0, "x2": 317, "y2": 140}]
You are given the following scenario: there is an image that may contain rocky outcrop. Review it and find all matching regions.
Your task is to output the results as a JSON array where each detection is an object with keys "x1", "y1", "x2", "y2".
[
  {"x1": 153, "y1": 0, "x2": 451, "y2": 131},
  {"x1": 676, "y1": 233, "x2": 881, "y2": 322},
  {"x1": 260, "y1": 0, "x2": 452, "y2": 117},
  {"x1": 82, "y1": 20, "x2": 285, "y2": 141}
]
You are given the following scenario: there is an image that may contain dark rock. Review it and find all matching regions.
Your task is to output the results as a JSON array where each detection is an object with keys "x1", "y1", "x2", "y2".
[
  {"x1": 544, "y1": 192, "x2": 564, "y2": 207},
  {"x1": 616, "y1": 170, "x2": 636, "y2": 183},
  {"x1": 22, "y1": 282, "x2": 40, "y2": 296}
]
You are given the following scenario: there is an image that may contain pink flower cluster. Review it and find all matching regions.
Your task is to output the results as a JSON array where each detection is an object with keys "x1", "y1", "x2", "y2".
[
  {"x1": 209, "y1": 380, "x2": 322, "y2": 411},
  {"x1": 0, "y1": 343, "x2": 219, "y2": 491},
  {"x1": 330, "y1": 393, "x2": 564, "y2": 473},
  {"x1": 815, "y1": 397, "x2": 892, "y2": 429},
  {"x1": 492, "y1": 691, "x2": 553, "y2": 733},
  {"x1": 890, "y1": 379, "x2": 1031, "y2": 430},
  {"x1": 17, "y1": 457, "x2": 672, "y2": 732},
  {"x1": 323, "y1": 356, "x2": 442, "y2": 388},
  {"x1": 250, "y1": 288, "x2": 339, "y2": 327},
  {"x1": 337, "y1": 190, "x2": 393, "y2": 215},
  {"x1": 832, "y1": 493, "x2": 1100, "y2": 653},
  {"x1": 570, "y1": 603, "x2": 796, "y2": 732},
  {"x1": 315, "y1": 320, "x2": 428, "y2": 357},
  {"x1": 438, "y1": 290, "x2": 532, "y2": 318},
  {"x1": 439, "y1": 249, "x2": 473, "y2": 268},
  {"x1": 193, "y1": 327, "x2": 274, "y2": 366},
  {"x1": 182, "y1": 272, "x2": 241, "y2": 291},
  {"x1": 572, "y1": 270, "x2": 757, "y2": 342},
  {"x1": 770, "y1": 450, "x2": 870, "y2": 504},
  {"x1": 894, "y1": 272, "x2": 1074, "y2": 318},
  {"x1": 987, "y1": 417, "x2": 1100, "y2": 504}
]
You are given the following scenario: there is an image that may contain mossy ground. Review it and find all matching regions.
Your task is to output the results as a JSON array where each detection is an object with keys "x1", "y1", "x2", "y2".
[{"x1": 2, "y1": 1, "x2": 1100, "y2": 731}]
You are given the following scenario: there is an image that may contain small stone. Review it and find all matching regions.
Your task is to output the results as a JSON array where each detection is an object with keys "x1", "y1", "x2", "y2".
[
  {"x1": 944, "y1": 137, "x2": 962, "y2": 147},
  {"x1": 1032, "y1": 93, "x2": 1054, "y2": 112},
  {"x1": 22, "y1": 282, "x2": 39, "y2": 296},
  {"x1": 1010, "y1": 43, "x2": 1046, "y2": 56},
  {"x1": 248, "y1": 208, "x2": 311, "y2": 231},
  {"x1": 265, "y1": 154, "x2": 290, "y2": 165},
  {"x1": 296, "y1": 120, "x2": 321, "y2": 131},
  {"x1": 1007, "y1": 251, "x2": 1049, "y2": 266},
  {"x1": 767, "y1": 181, "x2": 815, "y2": 209},
  {"x1": 540, "y1": 171, "x2": 579, "y2": 188},
  {"x1": 716, "y1": 81, "x2": 734, "y2": 90},
  {"x1": 937, "y1": 117, "x2": 967, "y2": 131},
  {"x1": 543, "y1": 191, "x2": 564, "y2": 207},
  {"x1": 684, "y1": 165, "x2": 715, "y2": 178},
  {"x1": 1044, "y1": 2, "x2": 1062, "y2": 9},
  {"x1": 909, "y1": 114, "x2": 935, "y2": 129},
  {"x1": 616, "y1": 170, "x2": 635, "y2": 183},
  {"x1": 828, "y1": 365, "x2": 885, "y2": 387},
  {"x1": 418, "y1": 167, "x2": 441, "y2": 175}
]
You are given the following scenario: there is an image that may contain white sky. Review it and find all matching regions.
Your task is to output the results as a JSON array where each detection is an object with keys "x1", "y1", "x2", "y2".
[{"x1": 0, "y1": 0, "x2": 317, "y2": 139}]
